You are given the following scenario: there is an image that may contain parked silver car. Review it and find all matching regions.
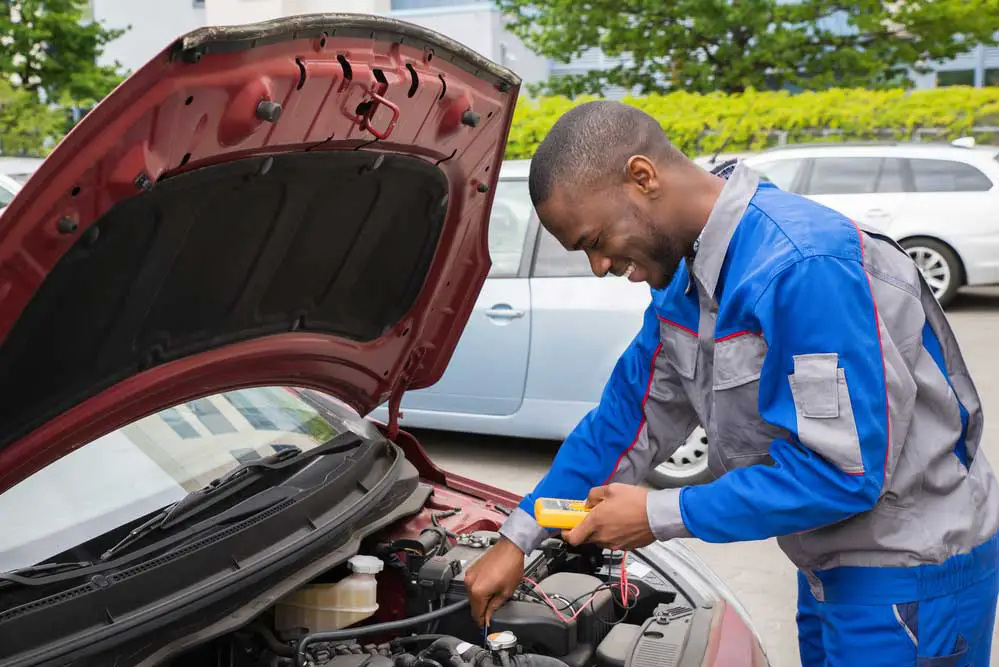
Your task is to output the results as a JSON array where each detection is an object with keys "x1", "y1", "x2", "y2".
[{"x1": 371, "y1": 159, "x2": 709, "y2": 488}]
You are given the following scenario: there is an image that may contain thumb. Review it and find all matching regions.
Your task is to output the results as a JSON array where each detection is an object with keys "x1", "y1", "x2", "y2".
[
  {"x1": 563, "y1": 509, "x2": 596, "y2": 547},
  {"x1": 585, "y1": 485, "x2": 610, "y2": 509}
]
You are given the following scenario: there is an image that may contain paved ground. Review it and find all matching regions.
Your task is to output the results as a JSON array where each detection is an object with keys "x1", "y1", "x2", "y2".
[{"x1": 417, "y1": 287, "x2": 999, "y2": 667}]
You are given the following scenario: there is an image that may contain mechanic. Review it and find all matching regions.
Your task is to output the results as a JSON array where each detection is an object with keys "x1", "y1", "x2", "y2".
[{"x1": 463, "y1": 100, "x2": 999, "y2": 666}]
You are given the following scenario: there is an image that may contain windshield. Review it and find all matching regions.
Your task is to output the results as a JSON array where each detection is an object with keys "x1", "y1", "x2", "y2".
[{"x1": 0, "y1": 387, "x2": 353, "y2": 572}]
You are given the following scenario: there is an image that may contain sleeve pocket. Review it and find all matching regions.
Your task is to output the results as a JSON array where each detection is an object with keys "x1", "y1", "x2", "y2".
[{"x1": 788, "y1": 353, "x2": 865, "y2": 475}]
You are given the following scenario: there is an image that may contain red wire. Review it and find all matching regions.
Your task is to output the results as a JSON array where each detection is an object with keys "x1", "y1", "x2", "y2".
[{"x1": 522, "y1": 551, "x2": 640, "y2": 624}]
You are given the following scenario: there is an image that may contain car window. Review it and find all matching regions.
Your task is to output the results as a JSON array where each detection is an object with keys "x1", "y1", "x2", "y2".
[
  {"x1": 909, "y1": 159, "x2": 993, "y2": 192},
  {"x1": 0, "y1": 387, "x2": 352, "y2": 572},
  {"x1": 0, "y1": 184, "x2": 14, "y2": 208},
  {"x1": 488, "y1": 178, "x2": 534, "y2": 277},
  {"x1": 533, "y1": 226, "x2": 593, "y2": 278},
  {"x1": 805, "y1": 157, "x2": 882, "y2": 195},
  {"x1": 753, "y1": 158, "x2": 805, "y2": 192},
  {"x1": 876, "y1": 158, "x2": 906, "y2": 193}
]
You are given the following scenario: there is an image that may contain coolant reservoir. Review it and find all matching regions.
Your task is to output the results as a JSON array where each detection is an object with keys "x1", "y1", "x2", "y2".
[{"x1": 274, "y1": 555, "x2": 384, "y2": 633}]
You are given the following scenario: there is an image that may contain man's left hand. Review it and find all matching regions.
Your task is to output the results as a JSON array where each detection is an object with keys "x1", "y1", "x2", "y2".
[{"x1": 562, "y1": 483, "x2": 657, "y2": 550}]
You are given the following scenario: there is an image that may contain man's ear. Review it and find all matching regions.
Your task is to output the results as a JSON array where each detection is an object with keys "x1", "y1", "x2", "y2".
[{"x1": 625, "y1": 155, "x2": 659, "y2": 195}]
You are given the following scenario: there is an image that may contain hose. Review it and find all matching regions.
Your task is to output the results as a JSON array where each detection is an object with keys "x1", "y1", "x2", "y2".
[
  {"x1": 295, "y1": 599, "x2": 470, "y2": 666},
  {"x1": 252, "y1": 620, "x2": 295, "y2": 657}
]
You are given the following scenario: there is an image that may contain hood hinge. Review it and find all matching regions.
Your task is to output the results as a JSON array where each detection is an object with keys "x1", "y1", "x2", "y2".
[{"x1": 386, "y1": 346, "x2": 427, "y2": 439}]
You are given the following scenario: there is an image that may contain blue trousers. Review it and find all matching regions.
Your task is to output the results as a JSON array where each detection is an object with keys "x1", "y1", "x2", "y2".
[{"x1": 796, "y1": 535, "x2": 999, "y2": 667}]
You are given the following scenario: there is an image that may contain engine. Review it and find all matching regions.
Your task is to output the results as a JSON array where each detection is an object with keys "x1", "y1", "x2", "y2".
[{"x1": 170, "y1": 497, "x2": 695, "y2": 667}]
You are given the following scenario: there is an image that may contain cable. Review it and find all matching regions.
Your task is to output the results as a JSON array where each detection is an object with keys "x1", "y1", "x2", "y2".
[
  {"x1": 520, "y1": 551, "x2": 640, "y2": 627},
  {"x1": 295, "y1": 599, "x2": 470, "y2": 667}
]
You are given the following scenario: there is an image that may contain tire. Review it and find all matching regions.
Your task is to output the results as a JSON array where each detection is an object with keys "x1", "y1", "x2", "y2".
[
  {"x1": 646, "y1": 426, "x2": 713, "y2": 489},
  {"x1": 900, "y1": 237, "x2": 963, "y2": 309}
]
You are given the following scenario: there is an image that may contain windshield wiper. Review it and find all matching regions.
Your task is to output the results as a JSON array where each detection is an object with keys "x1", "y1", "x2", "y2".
[
  {"x1": 98, "y1": 431, "x2": 364, "y2": 562},
  {"x1": 0, "y1": 561, "x2": 94, "y2": 589}
]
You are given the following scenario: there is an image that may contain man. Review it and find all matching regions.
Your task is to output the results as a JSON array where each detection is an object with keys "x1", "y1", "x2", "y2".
[{"x1": 464, "y1": 100, "x2": 999, "y2": 666}]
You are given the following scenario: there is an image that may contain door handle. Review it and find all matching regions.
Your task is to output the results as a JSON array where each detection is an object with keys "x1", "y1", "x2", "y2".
[
  {"x1": 485, "y1": 305, "x2": 525, "y2": 320},
  {"x1": 866, "y1": 208, "x2": 891, "y2": 218}
]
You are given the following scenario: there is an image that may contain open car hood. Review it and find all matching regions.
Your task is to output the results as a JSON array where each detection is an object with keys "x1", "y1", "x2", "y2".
[{"x1": 0, "y1": 14, "x2": 520, "y2": 490}]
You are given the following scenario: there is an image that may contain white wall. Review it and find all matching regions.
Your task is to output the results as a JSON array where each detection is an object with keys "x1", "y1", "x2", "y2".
[
  {"x1": 205, "y1": 0, "x2": 284, "y2": 25},
  {"x1": 92, "y1": 0, "x2": 207, "y2": 74},
  {"x1": 391, "y1": 5, "x2": 549, "y2": 87}
]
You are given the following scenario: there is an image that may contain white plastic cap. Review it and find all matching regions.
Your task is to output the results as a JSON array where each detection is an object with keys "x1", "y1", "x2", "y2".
[{"x1": 348, "y1": 555, "x2": 384, "y2": 574}]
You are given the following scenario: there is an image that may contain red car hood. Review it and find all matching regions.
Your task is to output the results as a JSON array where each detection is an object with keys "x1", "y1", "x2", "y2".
[{"x1": 0, "y1": 14, "x2": 519, "y2": 491}]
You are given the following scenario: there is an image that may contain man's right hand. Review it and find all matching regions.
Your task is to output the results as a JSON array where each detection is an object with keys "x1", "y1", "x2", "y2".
[{"x1": 464, "y1": 536, "x2": 525, "y2": 627}]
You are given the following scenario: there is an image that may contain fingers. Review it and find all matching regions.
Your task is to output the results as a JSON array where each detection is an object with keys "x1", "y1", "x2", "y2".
[{"x1": 485, "y1": 594, "x2": 507, "y2": 627}]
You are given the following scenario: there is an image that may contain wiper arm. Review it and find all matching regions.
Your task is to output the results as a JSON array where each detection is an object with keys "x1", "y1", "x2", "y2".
[
  {"x1": 0, "y1": 561, "x2": 94, "y2": 589},
  {"x1": 99, "y1": 431, "x2": 363, "y2": 562}
]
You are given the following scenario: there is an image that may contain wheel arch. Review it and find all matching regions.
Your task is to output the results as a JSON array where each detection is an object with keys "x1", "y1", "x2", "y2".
[{"x1": 896, "y1": 234, "x2": 968, "y2": 287}]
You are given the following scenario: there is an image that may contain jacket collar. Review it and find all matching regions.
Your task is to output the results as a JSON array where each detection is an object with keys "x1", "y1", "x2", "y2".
[{"x1": 690, "y1": 162, "x2": 760, "y2": 303}]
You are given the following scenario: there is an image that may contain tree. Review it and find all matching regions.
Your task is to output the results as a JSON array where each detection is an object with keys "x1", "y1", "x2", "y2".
[
  {"x1": 496, "y1": 0, "x2": 999, "y2": 96},
  {"x1": 0, "y1": 0, "x2": 127, "y2": 107},
  {"x1": 0, "y1": 79, "x2": 67, "y2": 156}
]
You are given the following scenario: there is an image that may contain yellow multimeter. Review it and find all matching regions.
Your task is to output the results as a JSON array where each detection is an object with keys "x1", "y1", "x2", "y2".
[{"x1": 534, "y1": 498, "x2": 590, "y2": 530}]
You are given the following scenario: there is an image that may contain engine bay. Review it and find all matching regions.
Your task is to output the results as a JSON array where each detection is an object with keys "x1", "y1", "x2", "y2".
[{"x1": 168, "y1": 485, "x2": 702, "y2": 667}]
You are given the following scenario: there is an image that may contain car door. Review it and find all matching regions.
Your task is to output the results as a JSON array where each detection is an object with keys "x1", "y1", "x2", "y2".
[
  {"x1": 798, "y1": 155, "x2": 908, "y2": 232},
  {"x1": 396, "y1": 176, "x2": 535, "y2": 416},
  {"x1": 524, "y1": 225, "x2": 650, "y2": 438}
]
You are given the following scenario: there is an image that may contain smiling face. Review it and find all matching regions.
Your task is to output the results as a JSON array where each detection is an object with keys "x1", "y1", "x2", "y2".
[{"x1": 536, "y1": 155, "x2": 702, "y2": 291}]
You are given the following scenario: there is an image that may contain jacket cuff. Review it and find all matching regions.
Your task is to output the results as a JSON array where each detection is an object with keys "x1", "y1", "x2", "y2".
[
  {"x1": 647, "y1": 487, "x2": 692, "y2": 541},
  {"x1": 498, "y1": 506, "x2": 551, "y2": 554}
]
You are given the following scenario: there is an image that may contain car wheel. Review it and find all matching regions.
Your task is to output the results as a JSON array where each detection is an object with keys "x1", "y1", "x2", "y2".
[
  {"x1": 646, "y1": 426, "x2": 712, "y2": 489},
  {"x1": 900, "y1": 237, "x2": 963, "y2": 308}
]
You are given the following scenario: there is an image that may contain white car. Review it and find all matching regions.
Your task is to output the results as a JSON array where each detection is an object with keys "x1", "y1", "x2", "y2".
[
  {"x1": 742, "y1": 142, "x2": 999, "y2": 307},
  {"x1": 0, "y1": 172, "x2": 22, "y2": 210},
  {"x1": 0, "y1": 156, "x2": 44, "y2": 185}
]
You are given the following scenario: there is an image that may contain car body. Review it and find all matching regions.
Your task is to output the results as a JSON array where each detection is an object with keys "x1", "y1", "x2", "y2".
[
  {"x1": 0, "y1": 13, "x2": 766, "y2": 667},
  {"x1": 0, "y1": 157, "x2": 44, "y2": 185},
  {"x1": 742, "y1": 141, "x2": 999, "y2": 306},
  {"x1": 370, "y1": 159, "x2": 710, "y2": 488}
]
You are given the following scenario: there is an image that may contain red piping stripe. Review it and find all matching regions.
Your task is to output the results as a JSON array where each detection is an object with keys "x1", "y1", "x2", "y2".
[
  {"x1": 715, "y1": 330, "x2": 762, "y2": 343},
  {"x1": 604, "y1": 342, "x2": 662, "y2": 484},
  {"x1": 852, "y1": 221, "x2": 892, "y2": 478},
  {"x1": 657, "y1": 316, "x2": 698, "y2": 337}
]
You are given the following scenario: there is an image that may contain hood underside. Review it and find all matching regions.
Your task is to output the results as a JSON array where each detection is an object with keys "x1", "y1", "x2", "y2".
[{"x1": 0, "y1": 14, "x2": 520, "y2": 463}]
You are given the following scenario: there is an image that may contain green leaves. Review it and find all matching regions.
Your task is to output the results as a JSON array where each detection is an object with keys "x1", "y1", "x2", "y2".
[
  {"x1": 0, "y1": 0, "x2": 127, "y2": 104},
  {"x1": 497, "y1": 0, "x2": 999, "y2": 95},
  {"x1": 0, "y1": 0, "x2": 127, "y2": 156},
  {"x1": 0, "y1": 79, "x2": 65, "y2": 156},
  {"x1": 504, "y1": 88, "x2": 999, "y2": 159}
]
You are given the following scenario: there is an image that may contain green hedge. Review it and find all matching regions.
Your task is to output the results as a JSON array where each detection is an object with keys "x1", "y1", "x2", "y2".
[{"x1": 505, "y1": 87, "x2": 999, "y2": 160}]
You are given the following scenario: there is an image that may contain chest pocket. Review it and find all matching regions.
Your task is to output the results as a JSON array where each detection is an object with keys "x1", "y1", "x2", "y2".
[
  {"x1": 711, "y1": 333, "x2": 784, "y2": 466},
  {"x1": 658, "y1": 319, "x2": 698, "y2": 380}
]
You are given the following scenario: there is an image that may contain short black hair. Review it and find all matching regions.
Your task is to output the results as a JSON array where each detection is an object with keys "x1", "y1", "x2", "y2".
[{"x1": 527, "y1": 100, "x2": 685, "y2": 206}]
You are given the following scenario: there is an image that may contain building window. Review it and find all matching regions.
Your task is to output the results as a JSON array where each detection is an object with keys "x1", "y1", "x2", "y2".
[
  {"x1": 230, "y1": 448, "x2": 263, "y2": 464},
  {"x1": 391, "y1": 0, "x2": 487, "y2": 8},
  {"x1": 186, "y1": 398, "x2": 237, "y2": 435},
  {"x1": 987, "y1": 69, "x2": 999, "y2": 87},
  {"x1": 161, "y1": 408, "x2": 199, "y2": 439},
  {"x1": 937, "y1": 70, "x2": 975, "y2": 87}
]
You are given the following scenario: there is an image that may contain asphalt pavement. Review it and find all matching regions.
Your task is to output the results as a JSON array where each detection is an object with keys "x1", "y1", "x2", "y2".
[{"x1": 418, "y1": 286, "x2": 999, "y2": 667}]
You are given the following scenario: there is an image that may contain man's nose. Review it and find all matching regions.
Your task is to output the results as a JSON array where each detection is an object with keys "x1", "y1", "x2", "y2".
[{"x1": 588, "y1": 252, "x2": 612, "y2": 277}]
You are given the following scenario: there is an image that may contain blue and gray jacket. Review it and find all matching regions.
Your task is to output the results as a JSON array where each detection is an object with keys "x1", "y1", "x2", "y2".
[{"x1": 499, "y1": 162, "x2": 999, "y2": 599}]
